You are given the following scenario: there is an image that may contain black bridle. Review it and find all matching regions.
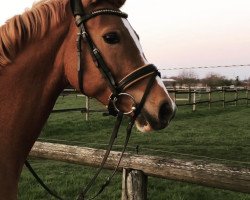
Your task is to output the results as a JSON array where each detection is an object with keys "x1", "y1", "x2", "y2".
[
  {"x1": 71, "y1": 0, "x2": 160, "y2": 117},
  {"x1": 25, "y1": 0, "x2": 161, "y2": 199}
]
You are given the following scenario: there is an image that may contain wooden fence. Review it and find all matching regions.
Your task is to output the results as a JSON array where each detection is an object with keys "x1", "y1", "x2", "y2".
[
  {"x1": 56, "y1": 89, "x2": 106, "y2": 121},
  {"x1": 54, "y1": 89, "x2": 249, "y2": 120},
  {"x1": 169, "y1": 88, "x2": 249, "y2": 111},
  {"x1": 29, "y1": 142, "x2": 250, "y2": 199}
]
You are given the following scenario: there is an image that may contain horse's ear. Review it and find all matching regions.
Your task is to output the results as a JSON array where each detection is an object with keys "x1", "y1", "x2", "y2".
[
  {"x1": 106, "y1": 0, "x2": 126, "y2": 8},
  {"x1": 87, "y1": 0, "x2": 126, "y2": 8}
]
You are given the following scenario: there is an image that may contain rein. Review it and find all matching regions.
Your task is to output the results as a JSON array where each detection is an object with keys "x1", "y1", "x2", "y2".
[{"x1": 25, "y1": 0, "x2": 160, "y2": 199}]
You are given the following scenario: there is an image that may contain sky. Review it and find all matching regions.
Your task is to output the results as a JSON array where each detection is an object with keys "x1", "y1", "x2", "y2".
[{"x1": 0, "y1": 0, "x2": 250, "y2": 80}]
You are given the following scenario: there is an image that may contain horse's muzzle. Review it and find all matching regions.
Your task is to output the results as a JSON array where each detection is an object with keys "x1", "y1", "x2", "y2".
[
  {"x1": 158, "y1": 101, "x2": 177, "y2": 129},
  {"x1": 135, "y1": 101, "x2": 177, "y2": 132}
]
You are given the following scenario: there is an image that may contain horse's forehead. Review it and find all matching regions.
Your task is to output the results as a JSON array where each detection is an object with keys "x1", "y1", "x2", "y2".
[
  {"x1": 121, "y1": 19, "x2": 147, "y2": 63},
  {"x1": 122, "y1": 20, "x2": 139, "y2": 47}
]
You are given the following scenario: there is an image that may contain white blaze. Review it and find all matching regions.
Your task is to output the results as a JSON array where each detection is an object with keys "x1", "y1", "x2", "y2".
[{"x1": 122, "y1": 18, "x2": 148, "y2": 64}]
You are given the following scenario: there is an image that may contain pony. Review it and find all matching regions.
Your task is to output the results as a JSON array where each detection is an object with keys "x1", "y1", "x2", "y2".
[{"x1": 0, "y1": 0, "x2": 176, "y2": 199}]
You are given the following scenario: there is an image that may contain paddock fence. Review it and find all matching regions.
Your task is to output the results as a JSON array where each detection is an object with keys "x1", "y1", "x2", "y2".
[
  {"x1": 54, "y1": 89, "x2": 106, "y2": 121},
  {"x1": 29, "y1": 142, "x2": 250, "y2": 199},
  {"x1": 168, "y1": 88, "x2": 249, "y2": 111},
  {"x1": 54, "y1": 88, "x2": 250, "y2": 120}
]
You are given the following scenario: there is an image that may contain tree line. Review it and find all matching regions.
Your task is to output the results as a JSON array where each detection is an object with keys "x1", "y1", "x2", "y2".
[{"x1": 168, "y1": 70, "x2": 250, "y2": 89}]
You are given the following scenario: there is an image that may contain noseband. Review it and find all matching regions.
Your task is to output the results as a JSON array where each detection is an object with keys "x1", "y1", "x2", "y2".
[{"x1": 25, "y1": 0, "x2": 161, "y2": 199}]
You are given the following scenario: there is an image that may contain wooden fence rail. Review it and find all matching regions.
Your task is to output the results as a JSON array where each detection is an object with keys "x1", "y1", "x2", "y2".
[
  {"x1": 29, "y1": 142, "x2": 250, "y2": 198},
  {"x1": 54, "y1": 89, "x2": 249, "y2": 120},
  {"x1": 169, "y1": 88, "x2": 250, "y2": 111}
]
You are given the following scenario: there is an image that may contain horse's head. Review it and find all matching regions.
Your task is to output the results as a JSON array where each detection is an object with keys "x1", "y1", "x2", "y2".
[{"x1": 64, "y1": 0, "x2": 176, "y2": 132}]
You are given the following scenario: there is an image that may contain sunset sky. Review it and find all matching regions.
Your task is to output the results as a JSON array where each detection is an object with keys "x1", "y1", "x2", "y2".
[{"x1": 1, "y1": 0, "x2": 250, "y2": 80}]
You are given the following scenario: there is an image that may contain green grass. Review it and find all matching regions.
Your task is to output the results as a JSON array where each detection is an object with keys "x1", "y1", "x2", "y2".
[{"x1": 18, "y1": 94, "x2": 250, "y2": 200}]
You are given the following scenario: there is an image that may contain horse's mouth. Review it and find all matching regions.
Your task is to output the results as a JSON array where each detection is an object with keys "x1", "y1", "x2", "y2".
[
  {"x1": 135, "y1": 113, "x2": 152, "y2": 132},
  {"x1": 134, "y1": 100, "x2": 177, "y2": 133},
  {"x1": 135, "y1": 110, "x2": 169, "y2": 133}
]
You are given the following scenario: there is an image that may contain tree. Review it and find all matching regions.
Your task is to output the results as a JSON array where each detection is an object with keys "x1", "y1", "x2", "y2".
[
  {"x1": 202, "y1": 73, "x2": 233, "y2": 88},
  {"x1": 176, "y1": 70, "x2": 198, "y2": 88}
]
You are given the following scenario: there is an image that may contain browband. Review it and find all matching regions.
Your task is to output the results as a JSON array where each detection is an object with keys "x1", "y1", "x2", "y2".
[
  {"x1": 82, "y1": 9, "x2": 128, "y2": 23},
  {"x1": 70, "y1": 0, "x2": 127, "y2": 26},
  {"x1": 75, "y1": 9, "x2": 128, "y2": 27}
]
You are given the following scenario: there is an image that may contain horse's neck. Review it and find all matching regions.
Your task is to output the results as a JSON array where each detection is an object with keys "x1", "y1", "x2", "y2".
[{"x1": 0, "y1": 17, "x2": 70, "y2": 176}]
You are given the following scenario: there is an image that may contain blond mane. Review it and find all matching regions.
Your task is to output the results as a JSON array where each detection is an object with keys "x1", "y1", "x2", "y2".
[{"x1": 0, "y1": 0, "x2": 67, "y2": 66}]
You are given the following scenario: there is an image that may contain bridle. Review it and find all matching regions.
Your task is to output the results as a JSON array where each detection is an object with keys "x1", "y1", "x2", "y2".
[
  {"x1": 25, "y1": 0, "x2": 161, "y2": 199},
  {"x1": 71, "y1": 0, "x2": 160, "y2": 117}
]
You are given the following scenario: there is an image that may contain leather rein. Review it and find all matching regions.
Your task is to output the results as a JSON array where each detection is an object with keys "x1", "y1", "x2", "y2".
[{"x1": 25, "y1": 0, "x2": 161, "y2": 199}]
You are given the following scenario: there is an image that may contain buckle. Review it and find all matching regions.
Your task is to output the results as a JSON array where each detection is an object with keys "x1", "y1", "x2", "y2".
[{"x1": 108, "y1": 93, "x2": 137, "y2": 116}]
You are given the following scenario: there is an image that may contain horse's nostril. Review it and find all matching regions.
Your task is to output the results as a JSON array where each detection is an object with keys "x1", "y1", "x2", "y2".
[{"x1": 158, "y1": 102, "x2": 176, "y2": 126}]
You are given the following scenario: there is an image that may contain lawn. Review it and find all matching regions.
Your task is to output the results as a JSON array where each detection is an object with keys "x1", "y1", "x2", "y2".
[{"x1": 19, "y1": 94, "x2": 250, "y2": 200}]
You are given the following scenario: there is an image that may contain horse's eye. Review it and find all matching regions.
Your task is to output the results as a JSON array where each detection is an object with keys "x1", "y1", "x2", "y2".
[{"x1": 103, "y1": 32, "x2": 120, "y2": 44}]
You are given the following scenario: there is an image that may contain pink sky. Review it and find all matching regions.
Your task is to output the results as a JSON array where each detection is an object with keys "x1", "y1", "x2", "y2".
[
  {"x1": 123, "y1": 0, "x2": 250, "y2": 80},
  {"x1": 1, "y1": 0, "x2": 250, "y2": 79}
]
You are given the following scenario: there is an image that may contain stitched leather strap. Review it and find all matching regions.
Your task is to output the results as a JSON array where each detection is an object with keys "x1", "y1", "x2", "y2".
[
  {"x1": 77, "y1": 112, "x2": 124, "y2": 200},
  {"x1": 24, "y1": 161, "x2": 64, "y2": 200},
  {"x1": 70, "y1": 0, "x2": 85, "y2": 16},
  {"x1": 117, "y1": 64, "x2": 160, "y2": 92}
]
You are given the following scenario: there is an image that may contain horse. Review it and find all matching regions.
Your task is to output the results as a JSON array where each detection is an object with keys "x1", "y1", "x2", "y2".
[{"x1": 0, "y1": 0, "x2": 176, "y2": 199}]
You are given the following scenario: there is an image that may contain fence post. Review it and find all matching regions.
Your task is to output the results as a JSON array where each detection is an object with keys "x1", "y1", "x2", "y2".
[
  {"x1": 247, "y1": 89, "x2": 249, "y2": 106},
  {"x1": 235, "y1": 89, "x2": 238, "y2": 107},
  {"x1": 85, "y1": 96, "x2": 89, "y2": 121},
  {"x1": 174, "y1": 90, "x2": 177, "y2": 104},
  {"x1": 223, "y1": 89, "x2": 226, "y2": 108},
  {"x1": 192, "y1": 90, "x2": 196, "y2": 111},
  {"x1": 188, "y1": 88, "x2": 192, "y2": 104},
  {"x1": 208, "y1": 90, "x2": 211, "y2": 109},
  {"x1": 122, "y1": 169, "x2": 147, "y2": 200}
]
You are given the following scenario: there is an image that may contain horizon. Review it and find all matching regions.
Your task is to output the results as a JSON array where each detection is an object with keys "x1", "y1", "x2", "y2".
[
  {"x1": 161, "y1": 68, "x2": 250, "y2": 81},
  {"x1": 159, "y1": 64, "x2": 250, "y2": 80},
  {"x1": 0, "y1": 0, "x2": 250, "y2": 79}
]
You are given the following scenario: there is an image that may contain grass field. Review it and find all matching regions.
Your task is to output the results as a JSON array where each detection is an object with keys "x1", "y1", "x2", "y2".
[{"x1": 18, "y1": 94, "x2": 250, "y2": 200}]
